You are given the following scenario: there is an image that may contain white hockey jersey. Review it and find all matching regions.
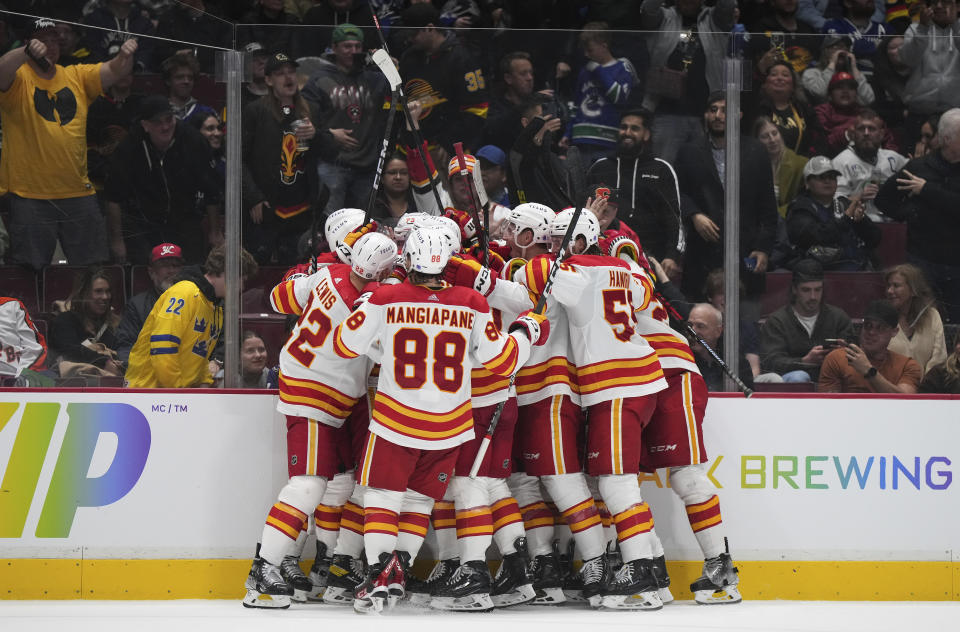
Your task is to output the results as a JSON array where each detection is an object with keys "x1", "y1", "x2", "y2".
[
  {"x1": 0, "y1": 297, "x2": 47, "y2": 377},
  {"x1": 270, "y1": 263, "x2": 372, "y2": 426},
  {"x1": 550, "y1": 254, "x2": 667, "y2": 406},
  {"x1": 333, "y1": 281, "x2": 532, "y2": 450},
  {"x1": 512, "y1": 254, "x2": 580, "y2": 406},
  {"x1": 833, "y1": 147, "x2": 907, "y2": 222},
  {"x1": 625, "y1": 262, "x2": 701, "y2": 377},
  {"x1": 470, "y1": 269, "x2": 532, "y2": 407}
]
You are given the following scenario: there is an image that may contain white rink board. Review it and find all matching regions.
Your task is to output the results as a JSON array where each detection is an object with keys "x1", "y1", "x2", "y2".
[{"x1": 1, "y1": 391, "x2": 957, "y2": 562}]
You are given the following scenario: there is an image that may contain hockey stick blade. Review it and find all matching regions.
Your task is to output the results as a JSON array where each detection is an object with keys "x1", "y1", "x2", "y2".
[{"x1": 371, "y1": 49, "x2": 402, "y2": 90}]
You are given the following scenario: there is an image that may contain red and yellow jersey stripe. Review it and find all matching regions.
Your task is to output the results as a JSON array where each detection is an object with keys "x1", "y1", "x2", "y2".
[
  {"x1": 577, "y1": 355, "x2": 665, "y2": 404},
  {"x1": 370, "y1": 391, "x2": 474, "y2": 448},
  {"x1": 270, "y1": 279, "x2": 304, "y2": 316},
  {"x1": 277, "y1": 372, "x2": 358, "y2": 422}
]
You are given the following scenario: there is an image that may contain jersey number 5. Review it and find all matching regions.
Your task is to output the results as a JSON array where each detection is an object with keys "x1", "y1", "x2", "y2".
[
  {"x1": 287, "y1": 309, "x2": 333, "y2": 368},
  {"x1": 602, "y1": 288, "x2": 636, "y2": 343},
  {"x1": 394, "y1": 328, "x2": 467, "y2": 392}
]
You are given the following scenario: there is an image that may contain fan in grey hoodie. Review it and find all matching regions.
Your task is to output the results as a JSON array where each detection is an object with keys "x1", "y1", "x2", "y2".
[{"x1": 900, "y1": 2, "x2": 960, "y2": 117}]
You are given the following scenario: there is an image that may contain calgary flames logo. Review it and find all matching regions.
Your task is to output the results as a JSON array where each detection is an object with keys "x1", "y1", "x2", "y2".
[{"x1": 280, "y1": 132, "x2": 303, "y2": 184}]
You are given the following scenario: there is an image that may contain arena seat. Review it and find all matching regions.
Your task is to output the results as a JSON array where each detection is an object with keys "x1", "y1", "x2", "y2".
[
  {"x1": 1, "y1": 266, "x2": 40, "y2": 314},
  {"x1": 131, "y1": 265, "x2": 152, "y2": 297},
  {"x1": 752, "y1": 381, "x2": 816, "y2": 393},
  {"x1": 240, "y1": 314, "x2": 290, "y2": 368},
  {"x1": 874, "y1": 222, "x2": 907, "y2": 269},
  {"x1": 42, "y1": 265, "x2": 127, "y2": 314},
  {"x1": 758, "y1": 271, "x2": 886, "y2": 319},
  {"x1": 241, "y1": 266, "x2": 288, "y2": 313}
]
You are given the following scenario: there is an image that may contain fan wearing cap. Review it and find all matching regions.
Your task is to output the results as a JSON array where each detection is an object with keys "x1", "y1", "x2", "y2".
[
  {"x1": 116, "y1": 243, "x2": 185, "y2": 361},
  {"x1": 785, "y1": 155, "x2": 879, "y2": 271},
  {"x1": 241, "y1": 42, "x2": 271, "y2": 109},
  {"x1": 815, "y1": 71, "x2": 892, "y2": 156},
  {"x1": 104, "y1": 94, "x2": 223, "y2": 265},
  {"x1": 242, "y1": 52, "x2": 319, "y2": 266},
  {"x1": 822, "y1": 0, "x2": 893, "y2": 61},
  {"x1": 302, "y1": 23, "x2": 393, "y2": 215},
  {"x1": 0, "y1": 19, "x2": 137, "y2": 271},
  {"x1": 475, "y1": 145, "x2": 510, "y2": 207},
  {"x1": 819, "y1": 299, "x2": 923, "y2": 393}
]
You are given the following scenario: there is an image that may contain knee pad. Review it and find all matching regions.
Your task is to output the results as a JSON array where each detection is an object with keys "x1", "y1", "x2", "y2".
[
  {"x1": 362, "y1": 487, "x2": 404, "y2": 514},
  {"x1": 670, "y1": 464, "x2": 715, "y2": 505},
  {"x1": 401, "y1": 488, "x2": 436, "y2": 516},
  {"x1": 278, "y1": 475, "x2": 327, "y2": 515},
  {"x1": 507, "y1": 472, "x2": 542, "y2": 507},
  {"x1": 451, "y1": 475, "x2": 490, "y2": 509},
  {"x1": 597, "y1": 474, "x2": 643, "y2": 515},
  {"x1": 484, "y1": 477, "x2": 512, "y2": 504},
  {"x1": 540, "y1": 473, "x2": 591, "y2": 512},
  {"x1": 321, "y1": 471, "x2": 355, "y2": 507}
]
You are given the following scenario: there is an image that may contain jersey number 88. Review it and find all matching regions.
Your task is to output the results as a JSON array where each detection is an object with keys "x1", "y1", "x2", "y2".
[{"x1": 394, "y1": 328, "x2": 467, "y2": 392}]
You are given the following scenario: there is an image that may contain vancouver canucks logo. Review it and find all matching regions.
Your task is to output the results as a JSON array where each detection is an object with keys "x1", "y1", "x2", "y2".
[{"x1": 33, "y1": 87, "x2": 78, "y2": 125}]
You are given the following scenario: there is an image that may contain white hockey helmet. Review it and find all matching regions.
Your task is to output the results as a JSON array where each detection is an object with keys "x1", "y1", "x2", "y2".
[
  {"x1": 324, "y1": 208, "x2": 366, "y2": 264},
  {"x1": 502, "y1": 202, "x2": 554, "y2": 245},
  {"x1": 550, "y1": 208, "x2": 600, "y2": 252},
  {"x1": 418, "y1": 215, "x2": 461, "y2": 256},
  {"x1": 351, "y1": 232, "x2": 399, "y2": 280},
  {"x1": 403, "y1": 227, "x2": 451, "y2": 274},
  {"x1": 393, "y1": 211, "x2": 431, "y2": 246}
]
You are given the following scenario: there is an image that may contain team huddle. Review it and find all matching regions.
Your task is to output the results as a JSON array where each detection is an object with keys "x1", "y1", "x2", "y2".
[{"x1": 242, "y1": 195, "x2": 741, "y2": 614}]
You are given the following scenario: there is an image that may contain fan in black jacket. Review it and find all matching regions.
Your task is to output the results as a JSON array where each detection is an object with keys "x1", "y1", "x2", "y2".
[{"x1": 674, "y1": 93, "x2": 779, "y2": 300}]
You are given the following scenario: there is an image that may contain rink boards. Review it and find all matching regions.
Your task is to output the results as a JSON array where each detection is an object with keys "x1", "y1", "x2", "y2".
[{"x1": 1, "y1": 389, "x2": 958, "y2": 600}]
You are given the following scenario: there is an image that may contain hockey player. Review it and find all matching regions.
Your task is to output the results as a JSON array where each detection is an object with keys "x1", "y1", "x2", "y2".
[
  {"x1": 606, "y1": 237, "x2": 742, "y2": 605},
  {"x1": 510, "y1": 208, "x2": 616, "y2": 606},
  {"x1": 425, "y1": 237, "x2": 537, "y2": 611},
  {"x1": 547, "y1": 208, "x2": 670, "y2": 610},
  {"x1": 332, "y1": 226, "x2": 548, "y2": 613},
  {"x1": 243, "y1": 232, "x2": 397, "y2": 609}
]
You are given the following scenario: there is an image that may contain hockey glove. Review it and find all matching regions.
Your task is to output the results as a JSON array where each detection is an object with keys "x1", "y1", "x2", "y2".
[
  {"x1": 509, "y1": 310, "x2": 549, "y2": 346},
  {"x1": 337, "y1": 221, "x2": 379, "y2": 262},
  {"x1": 445, "y1": 208, "x2": 478, "y2": 242},
  {"x1": 445, "y1": 255, "x2": 496, "y2": 296}
]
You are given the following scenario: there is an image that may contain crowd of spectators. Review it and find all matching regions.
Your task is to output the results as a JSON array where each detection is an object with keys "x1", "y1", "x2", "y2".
[{"x1": 0, "y1": 0, "x2": 958, "y2": 392}]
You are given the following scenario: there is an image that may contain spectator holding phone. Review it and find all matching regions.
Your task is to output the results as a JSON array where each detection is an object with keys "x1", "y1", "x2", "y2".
[
  {"x1": 819, "y1": 299, "x2": 923, "y2": 393},
  {"x1": 760, "y1": 259, "x2": 855, "y2": 382}
]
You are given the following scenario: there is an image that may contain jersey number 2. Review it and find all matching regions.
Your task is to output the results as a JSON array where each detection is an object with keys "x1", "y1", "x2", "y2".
[
  {"x1": 394, "y1": 328, "x2": 466, "y2": 392},
  {"x1": 287, "y1": 309, "x2": 332, "y2": 368}
]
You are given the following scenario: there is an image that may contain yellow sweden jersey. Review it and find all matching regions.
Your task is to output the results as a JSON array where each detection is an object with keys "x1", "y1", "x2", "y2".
[{"x1": 125, "y1": 280, "x2": 221, "y2": 388}]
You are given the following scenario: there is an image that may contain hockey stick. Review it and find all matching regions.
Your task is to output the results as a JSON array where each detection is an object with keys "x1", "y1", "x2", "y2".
[
  {"x1": 453, "y1": 142, "x2": 489, "y2": 267},
  {"x1": 364, "y1": 49, "x2": 403, "y2": 224},
  {"x1": 369, "y1": 9, "x2": 446, "y2": 215},
  {"x1": 469, "y1": 202, "x2": 587, "y2": 477},
  {"x1": 655, "y1": 290, "x2": 753, "y2": 397}
]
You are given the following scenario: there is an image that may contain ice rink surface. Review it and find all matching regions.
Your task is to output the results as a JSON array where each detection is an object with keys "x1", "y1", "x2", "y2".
[{"x1": 1, "y1": 600, "x2": 957, "y2": 632}]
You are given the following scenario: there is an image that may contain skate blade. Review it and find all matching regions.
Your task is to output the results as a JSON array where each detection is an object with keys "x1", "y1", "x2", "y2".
[
  {"x1": 306, "y1": 586, "x2": 326, "y2": 602},
  {"x1": 532, "y1": 586, "x2": 566, "y2": 605},
  {"x1": 407, "y1": 592, "x2": 432, "y2": 607},
  {"x1": 695, "y1": 585, "x2": 742, "y2": 605},
  {"x1": 562, "y1": 588, "x2": 586, "y2": 603},
  {"x1": 587, "y1": 594, "x2": 604, "y2": 609},
  {"x1": 291, "y1": 588, "x2": 310, "y2": 603},
  {"x1": 600, "y1": 591, "x2": 663, "y2": 611},
  {"x1": 430, "y1": 593, "x2": 495, "y2": 612},
  {"x1": 322, "y1": 586, "x2": 356, "y2": 605},
  {"x1": 354, "y1": 596, "x2": 386, "y2": 614},
  {"x1": 242, "y1": 590, "x2": 291, "y2": 609},
  {"x1": 657, "y1": 587, "x2": 674, "y2": 604},
  {"x1": 491, "y1": 583, "x2": 536, "y2": 608}
]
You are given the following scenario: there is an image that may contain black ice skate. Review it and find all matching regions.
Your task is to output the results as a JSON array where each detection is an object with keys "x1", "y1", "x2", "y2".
[
  {"x1": 406, "y1": 557, "x2": 459, "y2": 606},
  {"x1": 691, "y1": 550, "x2": 741, "y2": 605},
  {"x1": 429, "y1": 560, "x2": 495, "y2": 612},
  {"x1": 242, "y1": 549, "x2": 293, "y2": 609},
  {"x1": 323, "y1": 554, "x2": 365, "y2": 605},
  {"x1": 491, "y1": 537, "x2": 536, "y2": 608},
  {"x1": 652, "y1": 554, "x2": 674, "y2": 604},
  {"x1": 353, "y1": 552, "x2": 393, "y2": 614},
  {"x1": 529, "y1": 552, "x2": 565, "y2": 605},
  {"x1": 600, "y1": 558, "x2": 663, "y2": 610},
  {"x1": 306, "y1": 542, "x2": 330, "y2": 602},
  {"x1": 387, "y1": 551, "x2": 411, "y2": 607},
  {"x1": 280, "y1": 554, "x2": 313, "y2": 603},
  {"x1": 559, "y1": 540, "x2": 586, "y2": 604},
  {"x1": 579, "y1": 554, "x2": 611, "y2": 609}
]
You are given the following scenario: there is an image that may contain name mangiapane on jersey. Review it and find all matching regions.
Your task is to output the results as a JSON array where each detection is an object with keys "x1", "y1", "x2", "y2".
[{"x1": 385, "y1": 305, "x2": 475, "y2": 329}]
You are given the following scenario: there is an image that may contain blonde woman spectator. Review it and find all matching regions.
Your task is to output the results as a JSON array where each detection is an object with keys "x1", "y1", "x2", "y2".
[
  {"x1": 753, "y1": 115, "x2": 808, "y2": 218},
  {"x1": 885, "y1": 264, "x2": 947, "y2": 377}
]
